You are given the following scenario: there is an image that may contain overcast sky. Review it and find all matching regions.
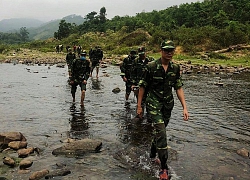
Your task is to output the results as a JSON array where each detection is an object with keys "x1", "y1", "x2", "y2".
[{"x1": 0, "y1": 0, "x2": 199, "y2": 22}]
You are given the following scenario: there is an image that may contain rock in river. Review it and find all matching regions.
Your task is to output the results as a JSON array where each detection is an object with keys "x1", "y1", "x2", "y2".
[{"x1": 52, "y1": 138, "x2": 102, "y2": 156}]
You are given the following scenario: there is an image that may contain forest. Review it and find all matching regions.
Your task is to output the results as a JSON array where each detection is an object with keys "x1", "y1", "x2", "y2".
[{"x1": 1, "y1": 0, "x2": 250, "y2": 55}]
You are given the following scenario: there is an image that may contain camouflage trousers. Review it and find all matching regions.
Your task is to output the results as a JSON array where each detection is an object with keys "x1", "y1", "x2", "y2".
[
  {"x1": 125, "y1": 81, "x2": 133, "y2": 95},
  {"x1": 146, "y1": 99, "x2": 173, "y2": 170}
]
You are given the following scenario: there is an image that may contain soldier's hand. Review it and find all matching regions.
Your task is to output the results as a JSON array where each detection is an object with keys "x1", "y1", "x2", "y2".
[
  {"x1": 69, "y1": 81, "x2": 74, "y2": 85},
  {"x1": 136, "y1": 106, "x2": 143, "y2": 119},
  {"x1": 123, "y1": 77, "x2": 127, "y2": 82},
  {"x1": 183, "y1": 109, "x2": 189, "y2": 121}
]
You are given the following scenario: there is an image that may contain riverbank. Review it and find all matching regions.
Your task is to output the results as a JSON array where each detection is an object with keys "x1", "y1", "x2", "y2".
[{"x1": 1, "y1": 48, "x2": 250, "y2": 75}]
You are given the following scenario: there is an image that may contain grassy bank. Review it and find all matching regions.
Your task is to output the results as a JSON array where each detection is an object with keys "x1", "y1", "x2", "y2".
[
  {"x1": 150, "y1": 50, "x2": 250, "y2": 68},
  {"x1": 1, "y1": 47, "x2": 250, "y2": 69}
]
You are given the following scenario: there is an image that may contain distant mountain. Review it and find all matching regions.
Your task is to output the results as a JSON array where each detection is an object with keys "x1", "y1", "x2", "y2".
[
  {"x1": 28, "y1": 14, "x2": 85, "y2": 40},
  {"x1": 0, "y1": 14, "x2": 85, "y2": 40},
  {"x1": 0, "y1": 18, "x2": 45, "y2": 32}
]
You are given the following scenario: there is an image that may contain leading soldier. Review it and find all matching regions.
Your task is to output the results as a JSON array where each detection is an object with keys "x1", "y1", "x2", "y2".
[{"x1": 136, "y1": 40, "x2": 189, "y2": 180}]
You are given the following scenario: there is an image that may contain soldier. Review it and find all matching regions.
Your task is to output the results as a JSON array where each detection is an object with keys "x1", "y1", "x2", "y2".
[
  {"x1": 77, "y1": 45, "x2": 82, "y2": 57},
  {"x1": 65, "y1": 48, "x2": 76, "y2": 78},
  {"x1": 131, "y1": 46, "x2": 152, "y2": 99},
  {"x1": 69, "y1": 51, "x2": 91, "y2": 107},
  {"x1": 89, "y1": 46, "x2": 103, "y2": 78},
  {"x1": 130, "y1": 46, "x2": 153, "y2": 119},
  {"x1": 136, "y1": 40, "x2": 189, "y2": 180},
  {"x1": 120, "y1": 49, "x2": 137, "y2": 101}
]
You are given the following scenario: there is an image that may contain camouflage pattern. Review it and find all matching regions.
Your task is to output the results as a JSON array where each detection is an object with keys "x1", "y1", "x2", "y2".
[
  {"x1": 120, "y1": 54, "x2": 136, "y2": 94},
  {"x1": 139, "y1": 58, "x2": 183, "y2": 122},
  {"x1": 66, "y1": 52, "x2": 76, "y2": 73},
  {"x1": 70, "y1": 57, "x2": 90, "y2": 92},
  {"x1": 89, "y1": 47, "x2": 103, "y2": 68},
  {"x1": 138, "y1": 58, "x2": 183, "y2": 158},
  {"x1": 131, "y1": 56, "x2": 152, "y2": 86}
]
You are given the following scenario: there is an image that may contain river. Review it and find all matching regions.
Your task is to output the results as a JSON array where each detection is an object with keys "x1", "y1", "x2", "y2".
[{"x1": 0, "y1": 63, "x2": 249, "y2": 180}]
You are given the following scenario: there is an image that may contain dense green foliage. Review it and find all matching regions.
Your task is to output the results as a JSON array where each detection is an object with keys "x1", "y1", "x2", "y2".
[
  {"x1": 53, "y1": 0, "x2": 250, "y2": 53},
  {"x1": 0, "y1": 27, "x2": 29, "y2": 44},
  {"x1": 1, "y1": 0, "x2": 250, "y2": 55}
]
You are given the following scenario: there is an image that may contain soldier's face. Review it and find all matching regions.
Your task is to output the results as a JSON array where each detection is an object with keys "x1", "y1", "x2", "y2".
[{"x1": 161, "y1": 48, "x2": 174, "y2": 60}]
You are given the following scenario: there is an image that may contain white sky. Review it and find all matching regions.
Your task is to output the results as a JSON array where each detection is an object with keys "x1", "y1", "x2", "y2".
[{"x1": 0, "y1": 0, "x2": 199, "y2": 22}]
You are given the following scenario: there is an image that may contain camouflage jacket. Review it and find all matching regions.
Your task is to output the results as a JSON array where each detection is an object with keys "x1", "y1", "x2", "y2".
[
  {"x1": 66, "y1": 52, "x2": 76, "y2": 71},
  {"x1": 89, "y1": 49, "x2": 103, "y2": 62},
  {"x1": 120, "y1": 55, "x2": 136, "y2": 80},
  {"x1": 131, "y1": 56, "x2": 152, "y2": 85},
  {"x1": 138, "y1": 58, "x2": 183, "y2": 109},
  {"x1": 71, "y1": 57, "x2": 90, "y2": 82}
]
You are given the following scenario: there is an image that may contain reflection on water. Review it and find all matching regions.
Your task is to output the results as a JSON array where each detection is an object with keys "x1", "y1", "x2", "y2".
[
  {"x1": 0, "y1": 63, "x2": 250, "y2": 180},
  {"x1": 90, "y1": 77, "x2": 102, "y2": 90},
  {"x1": 69, "y1": 106, "x2": 89, "y2": 139}
]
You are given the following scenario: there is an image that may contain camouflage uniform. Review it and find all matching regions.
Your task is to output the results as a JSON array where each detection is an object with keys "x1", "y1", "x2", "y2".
[
  {"x1": 138, "y1": 58, "x2": 183, "y2": 169},
  {"x1": 120, "y1": 53, "x2": 136, "y2": 96},
  {"x1": 131, "y1": 56, "x2": 151, "y2": 87},
  {"x1": 70, "y1": 56, "x2": 91, "y2": 93},
  {"x1": 66, "y1": 51, "x2": 76, "y2": 76},
  {"x1": 89, "y1": 47, "x2": 103, "y2": 69}
]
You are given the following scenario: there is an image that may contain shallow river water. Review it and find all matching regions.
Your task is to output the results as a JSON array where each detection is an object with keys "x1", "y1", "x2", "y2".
[{"x1": 0, "y1": 63, "x2": 249, "y2": 180}]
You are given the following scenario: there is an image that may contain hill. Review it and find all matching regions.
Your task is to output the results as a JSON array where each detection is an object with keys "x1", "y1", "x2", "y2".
[
  {"x1": 0, "y1": 18, "x2": 44, "y2": 32},
  {"x1": 28, "y1": 14, "x2": 85, "y2": 40},
  {"x1": 0, "y1": 15, "x2": 85, "y2": 40}
]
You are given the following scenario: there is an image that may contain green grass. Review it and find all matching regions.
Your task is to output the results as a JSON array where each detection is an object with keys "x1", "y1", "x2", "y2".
[{"x1": 148, "y1": 53, "x2": 250, "y2": 68}]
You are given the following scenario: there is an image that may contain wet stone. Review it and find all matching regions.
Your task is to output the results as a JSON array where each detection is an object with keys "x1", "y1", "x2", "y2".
[
  {"x1": 112, "y1": 87, "x2": 121, "y2": 93},
  {"x1": 52, "y1": 139, "x2": 102, "y2": 156}
]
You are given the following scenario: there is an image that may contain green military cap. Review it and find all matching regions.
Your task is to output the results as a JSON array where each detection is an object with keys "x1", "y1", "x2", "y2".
[{"x1": 161, "y1": 40, "x2": 175, "y2": 49}]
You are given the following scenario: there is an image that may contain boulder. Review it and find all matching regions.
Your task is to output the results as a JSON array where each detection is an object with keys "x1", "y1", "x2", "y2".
[
  {"x1": 0, "y1": 132, "x2": 27, "y2": 148},
  {"x1": 19, "y1": 159, "x2": 33, "y2": 169},
  {"x1": 8, "y1": 141, "x2": 27, "y2": 150},
  {"x1": 3, "y1": 157, "x2": 15, "y2": 167},
  {"x1": 52, "y1": 138, "x2": 102, "y2": 156},
  {"x1": 17, "y1": 147, "x2": 35, "y2": 158},
  {"x1": 29, "y1": 169, "x2": 49, "y2": 180}
]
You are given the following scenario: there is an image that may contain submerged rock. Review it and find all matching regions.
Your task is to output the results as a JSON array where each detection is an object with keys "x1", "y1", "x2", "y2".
[
  {"x1": 112, "y1": 87, "x2": 121, "y2": 93},
  {"x1": 44, "y1": 169, "x2": 71, "y2": 179},
  {"x1": 237, "y1": 148, "x2": 249, "y2": 158},
  {"x1": 18, "y1": 169, "x2": 31, "y2": 174},
  {"x1": 52, "y1": 138, "x2": 102, "y2": 156}
]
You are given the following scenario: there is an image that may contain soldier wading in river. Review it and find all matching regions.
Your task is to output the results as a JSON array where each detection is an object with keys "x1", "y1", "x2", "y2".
[
  {"x1": 120, "y1": 49, "x2": 137, "y2": 102},
  {"x1": 136, "y1": 40, "x2": 189, "y2": 180},
  {"x1": 69, "y1": 51, "x2": 90, "y2": 107}
]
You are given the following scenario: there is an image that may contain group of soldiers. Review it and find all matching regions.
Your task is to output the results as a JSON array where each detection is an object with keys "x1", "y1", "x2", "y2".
[
  {"x1": 65, "y1": 41, "x2": 189, "y2": 180},
  {"x1": 65, "y1": 46, "x2": 103, "y2": 106},
  {"x1": 120, "y1": 46, "x2": 153, "y2": 103}
]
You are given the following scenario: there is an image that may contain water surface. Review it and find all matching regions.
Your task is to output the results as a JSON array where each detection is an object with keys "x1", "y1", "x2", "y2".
[{"x1": 0, "y1": 63, "x2": 249, "y2": 180}]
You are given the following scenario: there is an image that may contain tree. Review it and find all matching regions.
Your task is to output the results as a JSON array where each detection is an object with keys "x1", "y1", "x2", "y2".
[
  {"x1": 99, "y1": 7, "x2": 107, "y2": 23},
  {"x1": 54, "y1": 20, "x2": 72, "y2": 40},
  {"x1": 20, "y1": 27, "x2": 29, "y2": 42}
]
